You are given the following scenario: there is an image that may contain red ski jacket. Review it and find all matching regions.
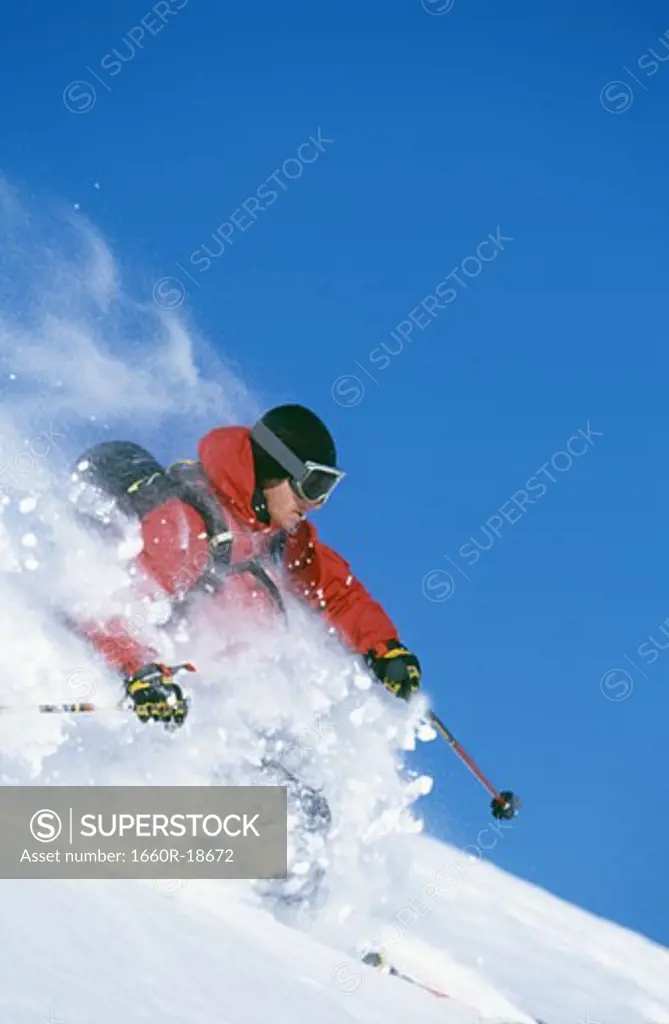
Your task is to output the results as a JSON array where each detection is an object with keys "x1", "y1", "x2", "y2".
[{"x1": 83, "y1": 427, "x2": 398, "y2": 677}]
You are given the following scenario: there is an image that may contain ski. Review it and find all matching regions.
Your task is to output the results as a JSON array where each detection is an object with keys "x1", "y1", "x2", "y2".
[
  {"x1": 388, "y1": 967, "x2": 451, "y2": 1000},
  {"x1": 359, "y1": 951, "x2": 546, "y2": 1021},
  {"x1": 360, "y1": 951, "x2": 451, "y2": 1000}
]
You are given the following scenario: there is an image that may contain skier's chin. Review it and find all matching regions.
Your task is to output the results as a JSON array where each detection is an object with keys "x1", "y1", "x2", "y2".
[{"x1": 285, "y1": 511, "x2": 306, "y2": 534}]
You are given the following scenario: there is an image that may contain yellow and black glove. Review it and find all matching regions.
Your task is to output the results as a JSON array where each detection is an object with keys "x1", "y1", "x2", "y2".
[
  {"x1": 366, "y1": 640, "x2": 421, "y2": 701},
  {"x1": 124, "y1": 662, "x2": 194, "y2": 729}
]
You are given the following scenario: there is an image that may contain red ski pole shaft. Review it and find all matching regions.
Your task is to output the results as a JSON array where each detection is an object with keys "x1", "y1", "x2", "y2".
[
  {"x1": 0, "y1": 665, "x2": 197, "y2": 716},
  {"x1": 0, "y1": 703, "x2": 116, "y2": 714},
  {"x1": 428, "y1": 711, "x2": 504, "y2": 801}
]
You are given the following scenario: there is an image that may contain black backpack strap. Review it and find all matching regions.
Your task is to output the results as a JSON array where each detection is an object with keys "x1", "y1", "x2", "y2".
[
  {"x1": 166, "y1": 460, "x2": 233, "y2": 569},
  {"x1": 268, "y1": 530, "x2": 288, "y2": 564},
  {"x1": 173, "y1": 462, "x2": 286, "y2": 614},
  {"x1": 226, "y1": 560, "x2": 286, "y2": 615}
]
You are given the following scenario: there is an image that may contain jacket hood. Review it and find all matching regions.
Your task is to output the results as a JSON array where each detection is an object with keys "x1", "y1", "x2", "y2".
[{"x1": 197, "y1": 426, "x2": 265, "y2": 529}]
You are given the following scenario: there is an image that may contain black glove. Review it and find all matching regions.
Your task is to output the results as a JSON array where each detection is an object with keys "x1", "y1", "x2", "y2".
[
  {"x1": 125, "y1": 662, "x2": 193, "y2": 729},
  {"x1": 366, "y1": 640, "x2": 421, "y2": 700}
]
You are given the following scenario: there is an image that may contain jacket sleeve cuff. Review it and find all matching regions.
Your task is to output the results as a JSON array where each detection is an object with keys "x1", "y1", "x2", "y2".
[{"x1": 368, "y1": 637, "x2": 401, "y2": 660}]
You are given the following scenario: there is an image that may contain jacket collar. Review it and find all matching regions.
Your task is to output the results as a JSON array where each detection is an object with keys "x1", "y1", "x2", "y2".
[{"x1": 197, "y1": 426, "x2": 269, "y2": 531}]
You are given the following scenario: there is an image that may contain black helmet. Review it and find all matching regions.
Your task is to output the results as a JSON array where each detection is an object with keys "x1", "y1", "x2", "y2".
[{"x1": 250, "y1": 404, "x2": 344, "y2": 505}]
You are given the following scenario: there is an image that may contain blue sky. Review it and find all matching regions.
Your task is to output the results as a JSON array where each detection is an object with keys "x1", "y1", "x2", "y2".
[{"x1": 2, "y1": 0, "x2": 669, "y2": 945}]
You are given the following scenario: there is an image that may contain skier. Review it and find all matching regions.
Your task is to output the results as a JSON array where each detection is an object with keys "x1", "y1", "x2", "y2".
[{"x1": 73, "y1": 404, "x2": 422, "y2": 728}]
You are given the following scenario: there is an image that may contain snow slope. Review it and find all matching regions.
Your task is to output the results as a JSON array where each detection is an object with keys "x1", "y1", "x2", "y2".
[{"x1": 1, "y1": 831, "x2": 667, "y2": 1024}]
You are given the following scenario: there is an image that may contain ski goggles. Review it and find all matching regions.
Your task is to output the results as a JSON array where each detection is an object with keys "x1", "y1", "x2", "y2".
[{"x1": 250, "y1": 421, "x2": 345, "y2": 506}]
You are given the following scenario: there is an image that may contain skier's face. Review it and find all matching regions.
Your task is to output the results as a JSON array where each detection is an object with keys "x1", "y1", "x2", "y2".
[{"x1": 263, "y1": 479, "x2": 314, "y2": 532}]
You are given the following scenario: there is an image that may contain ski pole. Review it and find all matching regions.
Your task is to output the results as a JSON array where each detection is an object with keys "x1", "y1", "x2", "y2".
[
  {"x1": 0, "y1": 702, "x2": 125, "y2": 715},
  {"x1": 428, "y1": 711, "x2": 520, "y2": 820},
  {"x1": 0, "y1": 664, "x2": 197, "y2": 717}
]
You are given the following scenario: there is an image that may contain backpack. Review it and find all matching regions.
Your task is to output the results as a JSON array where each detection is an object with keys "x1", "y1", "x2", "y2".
[{"x1": 72, "y1": 440, "x2": 285, "y2": 610}]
